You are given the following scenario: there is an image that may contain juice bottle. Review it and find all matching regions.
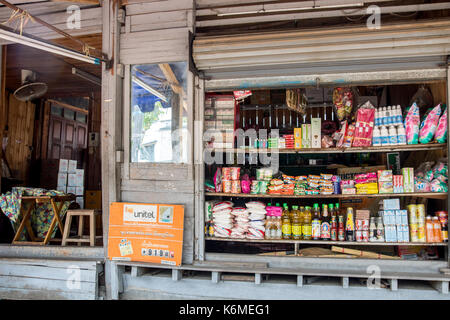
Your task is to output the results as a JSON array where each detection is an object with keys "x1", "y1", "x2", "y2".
[
  {"x1": 432, "y1": 216, "x2": 442, "y2": 243},
  {"x1": 282, "y1": 209, "x2": 292, "y2": 240},
  {"x1": 312, "y1": 203, "x2": 321, "y2": 240},
  {"x1": 303, "y1": 206, "x2": 312, "y2": 240},
  {"x1": 291, "y1": 206, "x2": 302, "y2": 240},
  {"x1": 425, "y1": 216, "x2": 434, "y2": 242}
]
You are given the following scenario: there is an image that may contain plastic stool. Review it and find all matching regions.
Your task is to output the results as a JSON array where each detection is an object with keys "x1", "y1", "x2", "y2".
[{"x1": 61, "y1": 209, "x2": 98, "y2": 246}]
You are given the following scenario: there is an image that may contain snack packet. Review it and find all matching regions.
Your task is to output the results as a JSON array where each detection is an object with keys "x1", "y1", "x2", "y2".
[
  {"x1": 404, "y1": 102, "x2": 420, "y2": 144},
  {"x1": 434, "y1": 107, "x2": 447, "y2": 144}
]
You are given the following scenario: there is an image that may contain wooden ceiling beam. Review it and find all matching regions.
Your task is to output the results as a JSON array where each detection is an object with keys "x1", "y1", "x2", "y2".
[{"x1": 158, "y1": 63, "x2": 188, "y2": 112}]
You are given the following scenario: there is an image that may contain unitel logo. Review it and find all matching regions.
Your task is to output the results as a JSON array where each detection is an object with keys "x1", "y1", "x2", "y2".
[{"x1": 124, "y1": 205, "x2": 157, "y2": 223}]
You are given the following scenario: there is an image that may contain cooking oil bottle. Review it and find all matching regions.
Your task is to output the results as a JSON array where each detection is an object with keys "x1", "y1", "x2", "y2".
[
  {"x1": 303, "y1": 206, "x2": 312, "y2": 240},
  {"x1": 282, "y1": 205, "x2": 292, "y2": 239},
  {"x1": 291, "y1": 206, "x2": 302, "y2": 240}
]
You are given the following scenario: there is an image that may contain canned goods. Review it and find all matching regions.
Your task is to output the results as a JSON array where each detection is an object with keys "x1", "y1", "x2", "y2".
[
  {"x1": 356, "y1": 220, "x2": 363, "y2": 231},
  {"x1": 362, "y1": 219, "x2": 369, "y2": 231},
  {"x1": 222, "y1": 167, "x2": 232, "y2": 180},
  {"x1": 409, "y1": 223, "x2": 419, "y2": 242},
  {"x1": 407, "y1": 205, "x2": 418, "y2": 224},
  {"x1": 231, "y1": 180, "x2": 241, "y2": 193},
  {"x1": 356, "y1": 230, "x2": 363, "y2": 242},
  {"x1": 230, "y1": 167, "x2": 240, "y2": 180},
  {"x1": 417, "y1": 204, "x2": 426, "y2": 224},
  {"x1": 362, "y1": 230, "x2": 369, "y2": 242},
  {"x1": 222, "y1": 180, "x2": 232, "y2": 193},
  {"x1": 417, "y1": 225, "x2": 426, "y2": 242}
]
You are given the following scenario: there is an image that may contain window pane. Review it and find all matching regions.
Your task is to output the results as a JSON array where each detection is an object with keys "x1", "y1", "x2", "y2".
[{"x1": 130, "y1": 62, "x2": 188, "y2": 163}]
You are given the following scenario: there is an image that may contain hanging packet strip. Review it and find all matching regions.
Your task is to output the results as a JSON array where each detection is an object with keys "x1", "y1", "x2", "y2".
[{"x1": 352, "y1": 104, "x2": 375, "y2": 147}]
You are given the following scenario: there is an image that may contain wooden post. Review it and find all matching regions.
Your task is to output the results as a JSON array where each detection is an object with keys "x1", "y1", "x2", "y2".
[{"x1": 102, "y1": 0, "x2": 123, "y2": 300}]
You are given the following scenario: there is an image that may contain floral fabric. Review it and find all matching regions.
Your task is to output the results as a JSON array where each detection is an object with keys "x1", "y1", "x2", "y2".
[{"x1": 0, "y1": 187, "x2": 73, "y2": 241}]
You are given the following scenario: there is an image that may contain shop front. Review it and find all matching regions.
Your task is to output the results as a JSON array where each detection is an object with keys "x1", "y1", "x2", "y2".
[{"x1": 106, "y1": 1, "x2": 450, "y2": 299}]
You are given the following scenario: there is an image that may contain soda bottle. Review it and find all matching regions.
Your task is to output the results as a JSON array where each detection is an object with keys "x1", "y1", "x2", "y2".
[
  {"x1": 337, "y1": 215, "x2": 345, "y2": 241},
  {"x1": 282, "y1": 208, "x2": 292, "y2": 240},
  {"x1": 369, "y1": 217, "x2": 377, "y2": 242},
  {"x1": 426, "y1": 216, "x2": 434, "y2": 242},
  {"x1": 303, "y1": 206, "x2": 312, "y2": 240},
  {"x1": 432, "y1": 216, "x2": 442, "y2": 243},
  {"x1": 291, "y1": 206, "x2": 302, "y2": 240},
  {"x1": 320, "y1": 204, "x2": 331, "y2": 241},
  {"x1": 330, "y1": 215, "x2": 337, "y2": 241},
  {"x1": 376, "y1": 216, "x2": 385, "y2": 242},
  {"x1": 345, "y1": 207, "x2": 355, "y2": 242},
  {"x1": 312, "y1": 203, "x2": 321, "y2": 240}
]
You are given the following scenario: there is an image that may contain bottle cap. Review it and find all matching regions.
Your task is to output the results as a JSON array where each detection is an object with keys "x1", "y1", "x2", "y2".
[{"x1": 292, "y1": 205, "x2": 298, "y2": 210}]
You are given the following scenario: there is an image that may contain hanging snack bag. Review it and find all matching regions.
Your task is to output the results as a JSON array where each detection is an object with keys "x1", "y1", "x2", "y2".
[
  {"x1": 342, "y1": 123, "x2": 356, "y2": 148},
  {"x1": 404, "y1": 102, "x2": 420, "y2": 144},
  {"x1": 419, "y1": 104, "x2": 442, "y2": 144},
  {"x1": 352, "y1": 103, "x2": 375, "y2": 147},
  {"x1": 333, "y1": 88, "x2": 353, "y2": 121},
  {"x1": 434, "y1": 107, "x2": 448, "y2": 144},
  {"x1": 213, "y1": 168, "x2": 222, "y2": 192}
]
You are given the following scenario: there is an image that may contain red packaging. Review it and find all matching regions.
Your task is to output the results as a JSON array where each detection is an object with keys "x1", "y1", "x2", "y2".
[
  {"x1": 222, "y1": 180, "x2": 232, "y2": 193},
  {"x1": 231, "y1": 180, "x2": 241, "y2": 193},
  {"x1": 230, "y1": 167, "x2": 240, "y2": 180},
  {"x1": 352, "y1": 107, "x2": 375, "y2": 147},
  {"x1": 362, "y1": 230, "x2": 369, "y2": 242},
  {"x1": 356, "y1": 230, "x2": 363, "y2": 242},
  {"x1": 362, "y1": 219, "x2": 369, "y2": 231},
  {"x1": 222, "y1": 167, "x2": 232, "y2": 180},
  {"x1": 336, "y1": 121, "x2": 348, "y2": 148},
  {"x1": 342, "y1": 124, "x2": 355, "y2": 148}
]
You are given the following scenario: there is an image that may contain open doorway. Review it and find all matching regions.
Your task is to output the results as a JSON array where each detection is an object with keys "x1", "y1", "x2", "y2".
[{"x1": 0, "y1": 34, "x2": 103, "y2": 246}]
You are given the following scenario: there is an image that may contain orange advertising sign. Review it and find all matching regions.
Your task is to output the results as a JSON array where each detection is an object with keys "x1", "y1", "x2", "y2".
[{"x1": 107, "y1": 202, "x2": 184, "y2": 266}]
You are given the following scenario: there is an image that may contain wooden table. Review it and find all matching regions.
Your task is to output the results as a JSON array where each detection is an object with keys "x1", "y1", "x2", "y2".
[{"x1": 12, "y1": 195, "x2": 75, "y2": 245}]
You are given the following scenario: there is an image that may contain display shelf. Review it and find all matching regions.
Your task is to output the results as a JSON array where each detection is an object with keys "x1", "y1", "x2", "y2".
[
  {"x1": 205, "y1": 192, "x2": 448, "y2": 200},
  {"x1": 205, "y1": 237, "x2": 448, "y2": 246},
  {"x1": 206, "y1": 143, "x2": 447, "y2": 154}
]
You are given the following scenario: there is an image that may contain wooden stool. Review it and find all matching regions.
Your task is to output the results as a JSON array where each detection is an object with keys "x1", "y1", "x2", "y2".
[{"x1": 62, "y1": 210, "x2": 98, "y2": 246}]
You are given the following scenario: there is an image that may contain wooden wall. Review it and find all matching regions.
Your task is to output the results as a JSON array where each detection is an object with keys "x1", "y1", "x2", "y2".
[
  {"x1": 4, "y1": 92, "x2": 35, "y2": 184},
  {"x1": 118, "y1": 0, "x2": 195, "y2": 264},
  {"x1": 0, "y1": 258, "x2": 102, "y2": 300}
]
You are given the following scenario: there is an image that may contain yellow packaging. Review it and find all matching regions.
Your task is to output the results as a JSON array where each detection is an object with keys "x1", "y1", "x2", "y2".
[
  {"x1": 294, "y1": 139, "x2": 302, "y2": 149},
  {"x1": 294, "y1": 127, "x2": 302, "y2": 139},
  {"x1": 409, "y1": 223, "x2": 419, "y2": 242},
  {"x1": 417, "y1": 225, "x2": 426, "y2": 242}
]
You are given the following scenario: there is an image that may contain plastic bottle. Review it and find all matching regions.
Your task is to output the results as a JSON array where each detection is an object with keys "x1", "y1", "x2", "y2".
[
  {"x1": 275, "y1": 216, "x2": 282, "y2": 239},
  {"x1": 338, "y1": 214, "x2": 345, "y2": 241},
  {"x1": 432, "y1": 216, "x2": 443, "y2": 243},
  {"x1": 345, "y1": 207, "x2": 355, "y2": 241},
  {"x1": 330, "y1": 215, "x2": 338, "y2": 241},
  {"x1": 386, "y1": 106, "x2": 392, "y2": 125},
  {"x1": 302, "y1": 206, "x2": 312, "y2": 240},
  {"x1": 374, "y1": 109, "x2": 379, "y2": 126},
  {"x1": 380, "y1": 126, "x2": 389, "y2": 146},
  {"x1": 380, "y1": 107, "x2": 386, "y2": 125},
  {"x1": 291, "y1": 206, "x2": 302, "y2": 240},
  {"x1": 282, "y1": 208, "x2": 292, "y2": 240},
  {"x1": 372, "y1": 126, "x2": 381, "y2": 146},
  {"x1": 426, "y1": 216, "x2": 434, "y2": 242},
  {"x1": 396, "y1": 105, "x2": 403, "y2": 124},
  {"x1": 320, "y1": 204, "x2": 331, "y2": 240},
  {"x1": 388, "y1": 125, "x2": 398, "y2": 146},
  {"x1": 312, "y1": 203, "x2": 321, "y2": 240},
  {"x1": 396, "y1": 125, "x2": 406, "y2": 145},
  {"x1": 265, "y1": 215, "x2": 273, "y2": 240}
]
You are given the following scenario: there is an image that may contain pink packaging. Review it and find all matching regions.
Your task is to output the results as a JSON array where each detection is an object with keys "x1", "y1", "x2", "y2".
[
  {"x1": 241, "y1": 180, "x2": 251, "y2": 194},
  {"x1": 265, "y1": 206, "x2": 282, "y2": 216},
  {"x1": 405, "y1": 102, "x2": 420, "y2": 144},
  {"x1": 352, "y1": 107, "x2": 375, "y2": 147},
  {"x1": 419, "y1": 104, "x2": 442, "y2": 144},
  {"x1": 222, "y1": 167, "x2": 232, "y2": 180},
  {"x1": 435, "y1": 107, "x2": 447, "y2": 144}
]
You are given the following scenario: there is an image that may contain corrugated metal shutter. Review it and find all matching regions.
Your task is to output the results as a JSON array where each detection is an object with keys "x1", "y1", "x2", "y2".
[{"x1": 193, "y1": 19, "x2": 450, "y2": 89}]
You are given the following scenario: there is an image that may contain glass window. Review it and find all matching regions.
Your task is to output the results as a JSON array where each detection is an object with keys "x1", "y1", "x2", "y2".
[{"x1": 130, "y1": 62, "x2": 188, "y2": 163}]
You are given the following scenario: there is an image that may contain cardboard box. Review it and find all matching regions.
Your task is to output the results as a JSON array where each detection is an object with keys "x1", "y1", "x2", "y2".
[
  {"x1": 294, "y1": 140, "x2": 302, "y2": 149},
  {"x1": 68, "y1": 174, "x2": 77, "y2": 187},
  {"x1": 311, "y1": 118, "x2": 321, "y2": 148},
  {"x1": 294, "y1": 127, "x2": 302, "y2": 139},
  {"x1": 56, "y1": 185, "x2": 67, "y2": 193},
  {"x1": 58, "y1": 159, "x2": 69, "y2": 173},
  {"x1": 85, "y1": 190, "x2": 102, "y2": 210},
  {"x1": 57, "y1": 173, "x2": 67, "y2": 187},
  {"x1": 75, "y1": 186, "x2": 84, "y2": 196},
  {"x1": 67, "y1": 186, "x2": 76, "y2": 195},
  {"x1": 76, "y1": 196, "x2": 84, "y2": 209},
  {"x1": 305, "y1": 88, "x2": 324, "y2": 103},
  {"x1": 68, "y1": 160, "x2": 77, "y2": 173},
  {"x1": 383, "y1": 198, "x2": 400, "y2": 210},
  {"x1": 402, "y1": 168, "x2": 414, "y2": 193},
  {"x1": 301, "y1": 124, "x2": 311, "y2": 148}
]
